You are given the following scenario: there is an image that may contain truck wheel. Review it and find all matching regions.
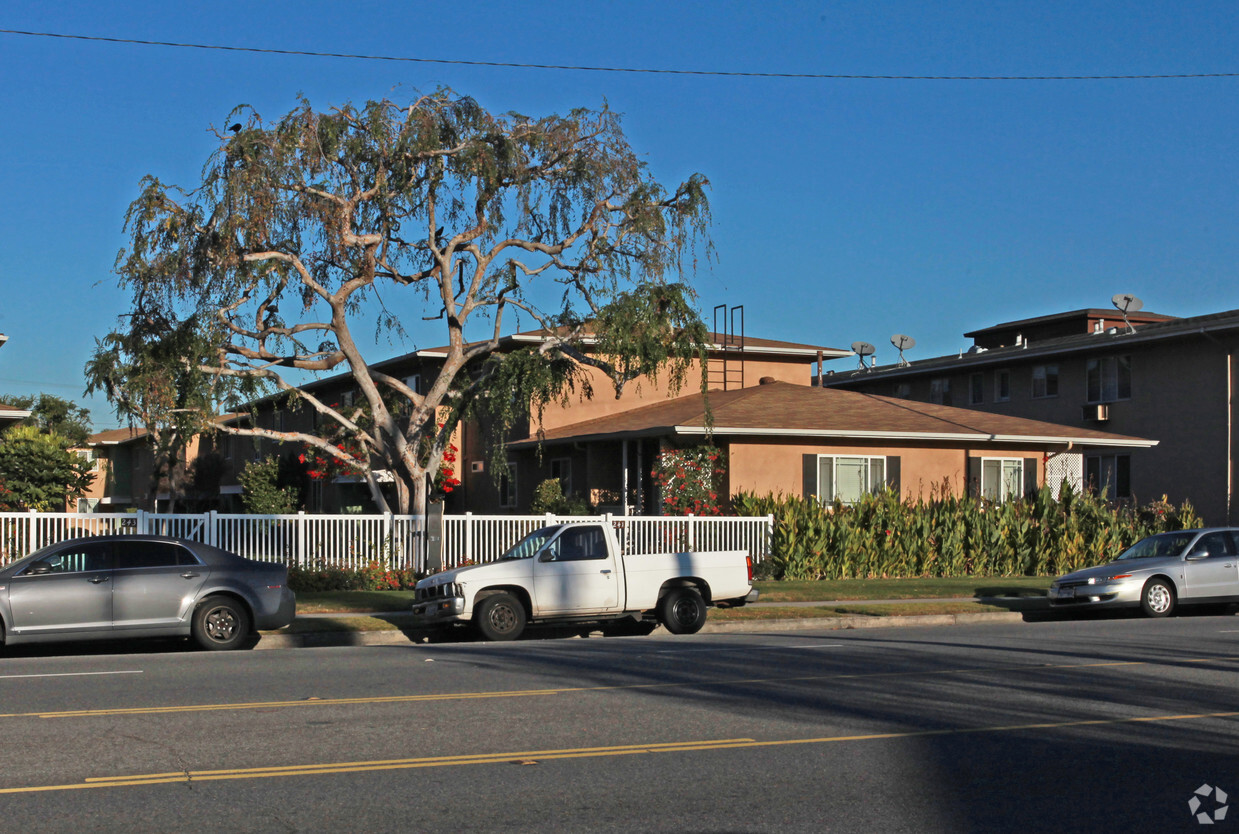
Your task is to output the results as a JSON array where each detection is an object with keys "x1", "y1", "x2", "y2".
[
  {"x1": 475, "y1": 593, "x2": 526, "y2": 641},
  {"x1": 658, "y1": 587, "x2": 707, "y2": 634}
]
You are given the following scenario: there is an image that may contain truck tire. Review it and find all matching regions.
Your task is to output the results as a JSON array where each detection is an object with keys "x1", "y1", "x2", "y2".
[
  {"x1": 475, "y1": 593, "x2": 527, "y2": 641},
  {"x1": 658, "y1": 587, "x2": 707, "y2": 634}
]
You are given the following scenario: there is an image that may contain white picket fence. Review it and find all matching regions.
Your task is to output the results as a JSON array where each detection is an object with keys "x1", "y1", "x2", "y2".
[{"x1": 0, "y1": 511, "x2": 773, "y2": 572}]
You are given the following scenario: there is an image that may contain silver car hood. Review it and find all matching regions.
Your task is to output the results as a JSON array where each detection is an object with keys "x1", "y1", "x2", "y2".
[{"x1": 1057, "y1": 557, "x2": 1167, "y2": 583}]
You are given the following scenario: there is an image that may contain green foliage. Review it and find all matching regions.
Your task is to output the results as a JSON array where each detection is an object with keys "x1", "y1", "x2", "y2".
[
  {"x1": 0, "y1": 425, "x2": 95, "y2": 510},
  {"x1": 530, "y1": 478, "x2": 591, "y2": 515},
  {"x1": 237, "y1": 455, "x2": 302, "y2": 514},
  {"x1": 651, "y1": 444, "x2": 727, "y2": 515},
  {"x1": 287, "y1": 560, "x2": 419, "y2": 592},
  {"x1": 732, "y1": 483, "x2": 1204, "y2": 580},
  {"x1": 4, "y1": 394, "x2": 93, "y2": 446}
]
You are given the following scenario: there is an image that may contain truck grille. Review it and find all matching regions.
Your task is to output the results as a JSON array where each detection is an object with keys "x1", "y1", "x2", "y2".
[{"x1": 416, "y1": 582, "x2": 462, "y2": 603}]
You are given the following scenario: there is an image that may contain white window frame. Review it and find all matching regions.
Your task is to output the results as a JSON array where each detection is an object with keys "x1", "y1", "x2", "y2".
[
  {"x1": 981, "y1": 458, "x2": 1023, "y2": 501},
  {"x1": 994, "y1": 369, "x2": 1011, "y2": 402},
  {"x1": 1031, "y1": 364, "x2": 1058, "y2": 399},
  {"x1": 816, "y1": 455, "x2": 887, "y2": 506},
  {"x1": 499, "y1": 462, "x2": 518, "y2": 508}
]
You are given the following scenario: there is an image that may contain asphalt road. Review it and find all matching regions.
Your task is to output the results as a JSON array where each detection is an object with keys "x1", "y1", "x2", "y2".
[{"x1": 2, "y1": 615, "x2": 1238, "y2": 833}]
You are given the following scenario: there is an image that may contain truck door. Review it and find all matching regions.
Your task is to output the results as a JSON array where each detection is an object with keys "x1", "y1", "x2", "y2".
[{"x1": 533, "y1": 525, "x2": 621, "y2": 614}]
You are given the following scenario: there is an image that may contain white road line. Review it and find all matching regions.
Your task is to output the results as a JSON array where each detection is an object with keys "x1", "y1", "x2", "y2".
[
  {"x1": 0, "y1": 671, "x2": 144, "y2": 680},
  {"x1": 653, "y1": 643, "x2": 844, "y2": 654}
]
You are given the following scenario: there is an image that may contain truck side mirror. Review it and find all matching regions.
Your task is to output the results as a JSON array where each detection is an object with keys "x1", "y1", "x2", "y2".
[{"x1": 538, "y1": 550, "x2": 555, "y2": 562}]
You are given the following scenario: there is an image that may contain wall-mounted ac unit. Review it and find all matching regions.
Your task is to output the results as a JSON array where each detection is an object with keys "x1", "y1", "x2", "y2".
[
  {"x1": 470, "y1": 461, "x2": 485, "y2": 473},
  {"x1": 1082, "y1": 403, "x2": 1110, "y2": 421}
]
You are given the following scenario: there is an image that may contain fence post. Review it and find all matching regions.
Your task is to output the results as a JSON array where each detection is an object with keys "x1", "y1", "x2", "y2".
[
  {"x1": 297, "y1": 511, "x2": 307, "y2": 569},
  {"x1": 136, "y1": 509, "x2": 147, "y2": 535},
  {"x1": 207, "y1": 511, "x2": 217, "y2": 547},
  {"x1": 382, "y1": 512, "x2": 393, "y2": 567},
  {"x1": 27, "y1": 509, "x2": 39, "y2": 553},
  {"x1": 687, "y1": 513, "x2": 695, "y2": 551},
  {"x1": 464, "y1": 511, "x2": 473, "y2": 566}
]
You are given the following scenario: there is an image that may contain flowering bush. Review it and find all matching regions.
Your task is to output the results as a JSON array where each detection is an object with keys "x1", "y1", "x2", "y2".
[
  {"x1": 287, "y1": 560, "x2": 420, "y2": 592},
  {"x1": 651, "y1": 445, "x2": 727, "y2": 516}
]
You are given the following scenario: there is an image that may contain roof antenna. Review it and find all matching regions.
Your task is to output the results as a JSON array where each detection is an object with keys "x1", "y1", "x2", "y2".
[
  {"x1": 890, "y1": 334, "x2": 916, "y2": 367},
  {"x1": 851, "y1": 341, "x2": 876, "y2": 371},
  {"x1": 1111, "y1": 293, "x2": 1144, "y2": 334}
]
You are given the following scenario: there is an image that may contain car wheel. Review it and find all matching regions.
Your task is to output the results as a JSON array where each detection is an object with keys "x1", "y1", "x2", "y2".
[
  {"x1": 658, "y1": 587, "x2": 707, "y2": 634},
  {"x1": 192, "y1": 596, "x2": 252, "y2": 650},
  {"x1": 475, "y1": 593, "x2": 526, "y2": 641},
  {"x1": 1140, "y1": 578, "x2": 1176, "y2": 618}
]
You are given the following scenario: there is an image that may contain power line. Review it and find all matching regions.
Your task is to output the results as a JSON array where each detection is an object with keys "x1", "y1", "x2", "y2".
[{"x1": 2, "y1": 28, "x2": 1236, "y2": 81}]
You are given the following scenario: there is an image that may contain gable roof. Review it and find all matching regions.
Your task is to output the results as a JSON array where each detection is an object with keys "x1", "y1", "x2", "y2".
[
  {"x1": 0, "y1": 402, "x2": 31, "y2": 423},
  {"x1": 510, "y1": 381, "x2": 1156, "y2": 448}
]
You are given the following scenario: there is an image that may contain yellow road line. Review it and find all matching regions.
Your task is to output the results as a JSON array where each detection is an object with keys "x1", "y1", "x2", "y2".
[
  {"x1": 3, "y1": 654, "x2": 1237, "y2": 720},
  {"x1": 3, "y1": 709, "x2": 1239, "y2": 795}
]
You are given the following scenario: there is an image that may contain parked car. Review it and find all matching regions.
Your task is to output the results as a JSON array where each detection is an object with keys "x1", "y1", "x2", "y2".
[
  {"x1": 0, "y1": 535, "x2": 296, "y2": 651},
  {"x1": 411, "y1": 521, "x2": 758, "y2": 640},
  {"x1": 1048, "y1": 528, "x2": 1239, "y2": 617}
]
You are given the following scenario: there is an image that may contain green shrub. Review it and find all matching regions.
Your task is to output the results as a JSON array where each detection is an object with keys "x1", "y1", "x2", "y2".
[
  {"x1": 287, "y1": 560, "x2": 420, "y2": 592},
  {"x1": 530, "y1": 478, "x2": 591, "y2": 515},
  {"x1": 732, "y1": 485, "x2": 1202, "y2": 580}
]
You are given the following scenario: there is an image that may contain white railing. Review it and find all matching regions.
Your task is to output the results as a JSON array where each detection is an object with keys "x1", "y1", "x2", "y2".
[{"x1": 0, "y1": 510, "x2": 773, "y2": 572}]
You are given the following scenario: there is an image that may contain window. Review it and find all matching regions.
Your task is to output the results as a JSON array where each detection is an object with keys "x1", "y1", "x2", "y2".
[
  {"x1": 816, "y1": 455, "x2": 886, "y2": 505},
  {"x1": 77, "y1": 449, "x2": 102, "y2": 471},
  {"x1": 930, "y1": 378, "x2": 952, "y2": 406},
  {"x1": 894, "y1": 383, "x2": 911, "y2": 399},
  {"x1": 1031, "y1": 364, "x2": 1058, "y2": 399},
  {"x1": 994, "y1": 369, "x2": 1011, "y2": 402},
  {"x1": 550, "y1": 458, "x2": 573, "y2": 495},
  {"x1": 548, "y1": 526, "x2": 608, "y2": 561},
  {"x1": 1087, "y1": 355, "x2": 1132, "y2": 403},
  {"x1": 969, "y1": 373, "x2": 984, "y2": 405},
  {"x1": 404, "y1": 374, "x2": 421, "y2": 395},
  {"x1": 1189, "y1": 531, "x2": 1236, "y2": 559},
  {"x1": 981, "y1": 458, "x2": 1024, "y2": 501},
  {"x1": 1085, "y1": 454, "x2": 1131, "y2": 498},
  {"x1": 23, "y1": 542, "x2": 111, "y2": 575},
  {"x1": 499, "y1": 462, "x2": 518, "y2": 508},
  {"x1": 115, "y1": 541, "x2": 199, "y2": 570}
]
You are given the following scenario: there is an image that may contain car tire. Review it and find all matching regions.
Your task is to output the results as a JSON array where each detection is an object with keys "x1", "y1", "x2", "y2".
[
  {"x1": 658, "y1": 587, "x2": 707, "y2": 634},
  {"x1": 475, "y1": 593, "x2": 526, "y2": 641},
  {"x1": 192, "y1": 596, "x2": 252, "y2": 650},
  {"x1": 1140, "y1": 578, "x2": 1176, "y2": 618}
]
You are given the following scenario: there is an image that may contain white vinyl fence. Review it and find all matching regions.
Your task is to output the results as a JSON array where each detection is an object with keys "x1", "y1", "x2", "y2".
[{"x1": 0, "y1": 511, "x2": 772, "y2": 572}]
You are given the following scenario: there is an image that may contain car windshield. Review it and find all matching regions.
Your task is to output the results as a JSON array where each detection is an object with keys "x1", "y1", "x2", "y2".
[
  {"x1": 498, "y1": 526, "x2": 560, "y2": 561},
  {"x1": 1116, "y1": 531, "x2": 1198, "y2": 561}
]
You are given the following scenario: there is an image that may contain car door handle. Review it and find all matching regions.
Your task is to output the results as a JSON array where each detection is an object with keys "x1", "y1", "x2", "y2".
[
  {"x1": 180, "y1": 572, "x2": 200, "y2": 579},
  {"x1": 89, "y1": 576, "x2": 110, "y2": 584},
  {"x1": 600, "y1": 569, "x2": 612, "y2": 575}
]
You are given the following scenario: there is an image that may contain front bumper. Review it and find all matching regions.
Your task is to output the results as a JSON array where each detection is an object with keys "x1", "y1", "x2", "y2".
[
  {"x1": 1048, "y1": 580, "x2": 1141, "y2": 608},
  {"x1": 410, "y1": 596, "x2": 467, "y2": 625}
]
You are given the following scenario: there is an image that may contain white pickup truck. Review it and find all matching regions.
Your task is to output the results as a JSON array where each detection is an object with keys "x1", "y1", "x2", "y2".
[{"x1": 410, "y1": 522, "x2": 758, "y2": 640}]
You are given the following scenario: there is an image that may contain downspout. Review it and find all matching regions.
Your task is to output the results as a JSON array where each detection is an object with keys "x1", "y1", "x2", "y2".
[
  {"x1": 622, "y1": 440, "x2": 630, "y2": 516},
  {"x1": 1229, "y1": 351, "x2": 1235, "y2": 524}
]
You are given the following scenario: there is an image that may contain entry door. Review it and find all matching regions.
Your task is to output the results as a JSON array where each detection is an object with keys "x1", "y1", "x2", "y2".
[
  {"x1": 6, "y1": 542, "x2": 113, "y2": 635},
  {"x1": 1181, "y1": 532, "x2": 1239, "y2": 600},
  {"x1": 533, "y1": 526, "x2": 621, "y2": 614},
  {"x1": 111, "y1": 541, "x2": 210, "y2": 629}
]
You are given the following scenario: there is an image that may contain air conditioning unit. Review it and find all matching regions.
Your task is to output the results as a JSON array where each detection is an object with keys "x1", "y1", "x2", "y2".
[
  {"x1": 1082, "y1": 403, "x2": 1110, "y2": 421},
  {"x1": 470, "y1": 461, "x2": 485, "y2": 473}
]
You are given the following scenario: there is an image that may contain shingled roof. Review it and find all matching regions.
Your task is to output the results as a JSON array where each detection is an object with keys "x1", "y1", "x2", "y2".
[{"x1": 510, "y1": 381, "x2": 1156, "y2": 448}]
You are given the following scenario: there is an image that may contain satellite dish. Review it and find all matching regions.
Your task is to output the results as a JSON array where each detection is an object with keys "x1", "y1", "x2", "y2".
[
  {"x1": 891, "y1": 334, "x2": 916, "y2": 367},
  {"x1": 1111, "y1": 293, "x2": 1144, "y2": 333},
  {"x1": 851, "y1": 341, "x2": 876, "y2": 370}
]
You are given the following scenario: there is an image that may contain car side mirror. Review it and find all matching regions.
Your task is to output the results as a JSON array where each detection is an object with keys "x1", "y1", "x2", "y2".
[
  {"x1": 538, "y1": 550, "x2": 555, "y2": 563},
  {"x1": 1186, "y1": 550, "x2": 1210, "y2": 561},
  {"x1": 26, "y1": 560, "x2": 53, "y2": 575}
]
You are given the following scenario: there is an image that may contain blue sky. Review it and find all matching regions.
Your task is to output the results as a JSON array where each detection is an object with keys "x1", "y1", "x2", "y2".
[{"x1": 2, "y1": 1, "x2": 1238, "y2": 429}]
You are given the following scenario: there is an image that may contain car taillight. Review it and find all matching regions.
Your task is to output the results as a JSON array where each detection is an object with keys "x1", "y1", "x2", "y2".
[{"x1": 746, "y1": 555, "x2": 753, "y2": 583}]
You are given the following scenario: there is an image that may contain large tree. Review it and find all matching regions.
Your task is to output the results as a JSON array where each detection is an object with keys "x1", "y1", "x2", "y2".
[
  {"x1": 0, "y1": 425, "x2": 94, "y2": 511},
  {"x1": 5, "y1": 393, "x2": 93, "y2": 446},
  {"x1": 91, "y1": 89, "x2": 712, "y2": 516}
]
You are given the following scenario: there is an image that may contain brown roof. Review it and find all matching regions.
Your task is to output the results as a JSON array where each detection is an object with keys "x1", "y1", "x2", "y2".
[
  {"x1": 416, "y1": 328, "x2": 846, "y2": 359},
  {"x1": 0, "y1": 402, "x2": 31, "y2": 421},
  {"x1": 512, "y1": 381, "x2": 1156, "y2": 448},
  {"x1": 88, "y1": 426, "x2": 150, "y2": 445}
]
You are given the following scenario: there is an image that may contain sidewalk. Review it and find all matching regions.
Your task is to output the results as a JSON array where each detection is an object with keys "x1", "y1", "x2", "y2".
[{"x1": 257, "y1": 595, "x2": 1052, "y2": 650}]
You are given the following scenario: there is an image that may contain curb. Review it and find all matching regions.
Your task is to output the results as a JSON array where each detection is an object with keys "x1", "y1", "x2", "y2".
[{"x1": 254, "y1": 610, "x2": 1028, "y2": 650}]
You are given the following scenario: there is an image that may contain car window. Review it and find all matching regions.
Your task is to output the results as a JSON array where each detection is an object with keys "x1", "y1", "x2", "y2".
[
  {"x1": 548, "y1": 526, "x2": 608, "y2": 562},
  {"x1": 1190, "y1": 532, "x2": 1235, "y2": 559},
  {"x1": 115, "y1": 541, "x2": 199, "y2": 569},
  {"x1": 22, "y1": 542, "x2": 111, "y2": 575},
  {"x1": 1117, "y1": 531, "x2": 1198, "y2": 560}
]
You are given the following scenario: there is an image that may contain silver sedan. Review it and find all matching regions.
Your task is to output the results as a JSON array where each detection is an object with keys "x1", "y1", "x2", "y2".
[
  {"x1": 0, "y1": 535, "x2": 296, "y2": 650},
  {"x1": 1049, "y1": 528, "x2": 1239, "y2": 617}
]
